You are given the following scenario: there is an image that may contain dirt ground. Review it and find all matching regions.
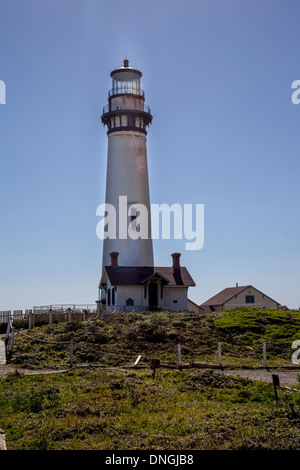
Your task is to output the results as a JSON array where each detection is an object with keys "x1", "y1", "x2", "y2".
[{"x1": 0, "y1": 364, "x2": 299, "y2": 386}]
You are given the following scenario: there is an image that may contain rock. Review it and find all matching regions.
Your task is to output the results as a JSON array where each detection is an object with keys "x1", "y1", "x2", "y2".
[{"x1": 0, "y1": 429, "x2": 7, "y2": 450}]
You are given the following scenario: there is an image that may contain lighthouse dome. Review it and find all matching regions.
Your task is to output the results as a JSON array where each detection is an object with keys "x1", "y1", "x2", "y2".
[{"x1": 110, "y1": 59, "x2": 142, "y2": 78}]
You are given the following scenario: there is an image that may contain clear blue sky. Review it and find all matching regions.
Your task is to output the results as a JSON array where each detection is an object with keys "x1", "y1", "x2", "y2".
[{"x1": 0, "y1": 0, "x2": 299, "y2": 310}]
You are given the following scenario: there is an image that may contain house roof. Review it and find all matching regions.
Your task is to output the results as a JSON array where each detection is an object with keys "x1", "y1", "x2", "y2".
[
  {"x1": 100, "y1": 266, "x2": 195, "y2": 287},
  {"x1": 200, "y1": 285, "x2": 280, "y2": 313},
  {"x1": 200, "y1": 286, "x2": 251, "y2": 308}
]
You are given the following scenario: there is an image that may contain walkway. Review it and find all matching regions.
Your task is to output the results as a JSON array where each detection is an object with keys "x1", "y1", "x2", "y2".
[
  {"x1": 220, "y1": 369, "x2": 300, "y2": 387},
  {"x1": 0, "y1": 362, "x2": 299, "y2": 386}
]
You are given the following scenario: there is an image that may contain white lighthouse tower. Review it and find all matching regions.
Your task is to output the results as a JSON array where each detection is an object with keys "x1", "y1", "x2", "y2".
[
  {"x1": 99, "y1": 60, "x2": 195, "y2": 311},
  {"x1": 101, "y1": 59, "x2": 153, "y2": 267}
]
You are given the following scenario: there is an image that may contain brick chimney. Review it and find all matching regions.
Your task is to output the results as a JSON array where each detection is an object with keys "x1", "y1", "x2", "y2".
[
  {"x1": 171, "y1": 253, "x2": 181, "y2": 270},
  {"x1": 110, "y1": 252, "x2": 119, "y2": 267}
]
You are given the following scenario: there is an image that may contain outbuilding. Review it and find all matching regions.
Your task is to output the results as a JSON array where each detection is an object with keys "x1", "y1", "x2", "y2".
[{"x1": 200, "y1": 284, "x2": 280, "y2": 313}]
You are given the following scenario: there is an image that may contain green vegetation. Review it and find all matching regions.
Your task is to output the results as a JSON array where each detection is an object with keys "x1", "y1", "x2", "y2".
[
  {"x1": 7, "y1": 308, "x2": 300, "y2": 369},
  {"x1": 1, "y1": 368, "x2": 300, "y2": 450},
  {"x1": 1, "y1": 308, "x2": 300, "y2": 450}
]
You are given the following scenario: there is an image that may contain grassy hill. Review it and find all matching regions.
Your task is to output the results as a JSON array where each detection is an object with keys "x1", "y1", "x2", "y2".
[
  {"x1": 7, "y1": 308, "x2": 300, "y2": 369},
  {"x1": 1, "y1": 308, "x2": 300, "y2": 450}
]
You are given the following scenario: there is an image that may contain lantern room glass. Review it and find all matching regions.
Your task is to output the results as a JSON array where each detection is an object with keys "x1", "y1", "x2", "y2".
[{"x1": 112, "y1": 71, "x2": 141, "y2": 96}]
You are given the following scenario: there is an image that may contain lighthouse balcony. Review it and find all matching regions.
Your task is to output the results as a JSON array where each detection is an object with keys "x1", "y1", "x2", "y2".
[
  {"x1": 102, "y1": 102, "x2": 151, "y2": 115},
  {"x1": 101, "y1": 106, "x2": 152, "y2": 134}
]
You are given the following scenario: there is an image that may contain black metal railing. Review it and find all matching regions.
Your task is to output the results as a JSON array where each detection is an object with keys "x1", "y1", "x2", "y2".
[
  {"x1": 102, "y1": 102, "x2": 151, "y2": 115},
  {"x1": 108, "y1": 86, "x2": 145, "y2": 98}
]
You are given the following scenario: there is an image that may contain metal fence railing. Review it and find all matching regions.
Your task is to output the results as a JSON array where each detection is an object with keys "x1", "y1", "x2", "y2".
[
  {"x1": 102, "y1": 102, "x2": 151, "y2": 115},
  {"x1": 0, "y1": 305, "x2": 98, "y2": 325}
]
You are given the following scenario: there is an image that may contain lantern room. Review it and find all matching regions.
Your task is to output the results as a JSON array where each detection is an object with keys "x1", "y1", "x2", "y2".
[
  {"x1": 110, "y1": 59, "x2": 143, "y2": 97},
  {"x1": 101, "y1": 59, "x2": 152, "y2": 134}
]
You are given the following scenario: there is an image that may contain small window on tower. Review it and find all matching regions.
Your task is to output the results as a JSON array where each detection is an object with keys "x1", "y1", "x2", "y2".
[
  {"x1": 128, "y1": 205, "x2": 140, "y2": 232},
  {"x1": 128, "y1": 114, "x2": 134, "y2": 127}
]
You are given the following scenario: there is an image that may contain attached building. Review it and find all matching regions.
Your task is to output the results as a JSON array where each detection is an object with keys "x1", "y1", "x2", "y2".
[
  {"x1": 187, "y1": 298, "x2": 201, "y2": 313},
  {"x1": 200, "y1": 284, "x2": 280, "y2": 313},
  {"x1": 99, "y1": 252, "x2": 195, "y2": 312}
]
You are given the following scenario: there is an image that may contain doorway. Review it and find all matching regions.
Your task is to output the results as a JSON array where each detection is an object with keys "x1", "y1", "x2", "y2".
[{"x1": 149, "y1": 282, "x2": 158, "y2": 311}]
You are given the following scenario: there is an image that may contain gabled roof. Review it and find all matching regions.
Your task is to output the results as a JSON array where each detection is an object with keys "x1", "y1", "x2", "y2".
[
  {"x1": 200, "y1": 285, "x2": 280, "y2": 312},
  {"x1": 140, "y1": 270, "x2": 170, "y2": 285},
  {"x1": 100, "y1": 266, "x2": 195, "y2": 288},
  {"x1": 154, "y1": 267, "x2": 195, "y2": 287},
  {"x1": 200, "y1": 285, "x2": 251, "y2": 308}
]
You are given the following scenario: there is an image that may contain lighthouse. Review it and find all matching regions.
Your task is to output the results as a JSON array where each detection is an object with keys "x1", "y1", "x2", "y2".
[
  {"x1": 101, "y1": 59, "x2": 154, "y2": 269},
  {"x1": 99, "y1": 60, "x2": 195, "y2": 311}
]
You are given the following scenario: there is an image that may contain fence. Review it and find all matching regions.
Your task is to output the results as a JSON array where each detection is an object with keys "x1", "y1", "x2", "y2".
[
  {"x1": 32, "y1": 304, "x2": 97, "y2": 314},
  {"x1": 0, "y1": 310, "x2": 24, "y2": 324},
  {"x1": 0, "y1": 305, "x2": 198, "y2": 328},
  {"x1": 0, "y1": 304, "x2": 98, "y2": 329},
  {"x1": 4, "y1": 317, "x2": 300, "y2": 373}
]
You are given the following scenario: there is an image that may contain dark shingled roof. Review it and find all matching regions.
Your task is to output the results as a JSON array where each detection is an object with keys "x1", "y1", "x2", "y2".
[{"x1": 102, "y1": 266, "x2": 195, "y2": 287}]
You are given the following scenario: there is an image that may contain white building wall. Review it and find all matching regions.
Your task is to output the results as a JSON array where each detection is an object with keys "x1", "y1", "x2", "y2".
[
  {"x1": 111, "y1": 95, "x2": 144, "y2": 112},
  {"x1": 104, "y1": 277, "x2": 146, "y2": 311},
  {"x1": 104, "y1": 280, "x2": 189, "y2": 312},
  {"x1": 224, "y1": 286, "x2": 278, "y2": 310},
  {"x1": 163, "y1": 287, "x2": 188, "y2": 311},
  {"x1": 114, "y1": 285, "x2": 144, "y2": 311}
]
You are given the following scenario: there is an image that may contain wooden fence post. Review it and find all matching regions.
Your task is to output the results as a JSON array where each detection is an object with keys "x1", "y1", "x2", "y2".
[
  {"x1": 177, "y1": 343, "x2": 182, "y2": 369},
  {"x1": 5, "y1": 319, "x2": 11, "y2": 346},
  {"x1": 96, "y1": 300, "x2": 103, "y2": 320},
  {"x1": 29, "y1": 311, "x2": 33, "y2": 330},
  {"x1": 70, "y1": 339, "x2": 74, "y2": 368},
  {"x1": 151, "y1": 359, "x2": 160, "y2": 379},
  {"x1": 68, "y1": 308, "x2": 72, "y2": 322},
  {"x1": 272, "y1": 374, "x2": 280, "y2": 404},
  {"x1": 263, "y1": 342, "x2": 267, "y2": 368},
  {"x1": 49, "y1": 308, "x2": 52, "y2": 325},
  {"x1": 9, "y1": 327, "x2": 15, "y2": 354},
  {"x1": 218, "y1": 343, "x2": 223, "y2": 368}
]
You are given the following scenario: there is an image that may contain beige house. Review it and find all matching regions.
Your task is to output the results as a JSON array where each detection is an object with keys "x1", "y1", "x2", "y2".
[{"x1": 200, "y1": 284, "x2": 280, "y2": 313}]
